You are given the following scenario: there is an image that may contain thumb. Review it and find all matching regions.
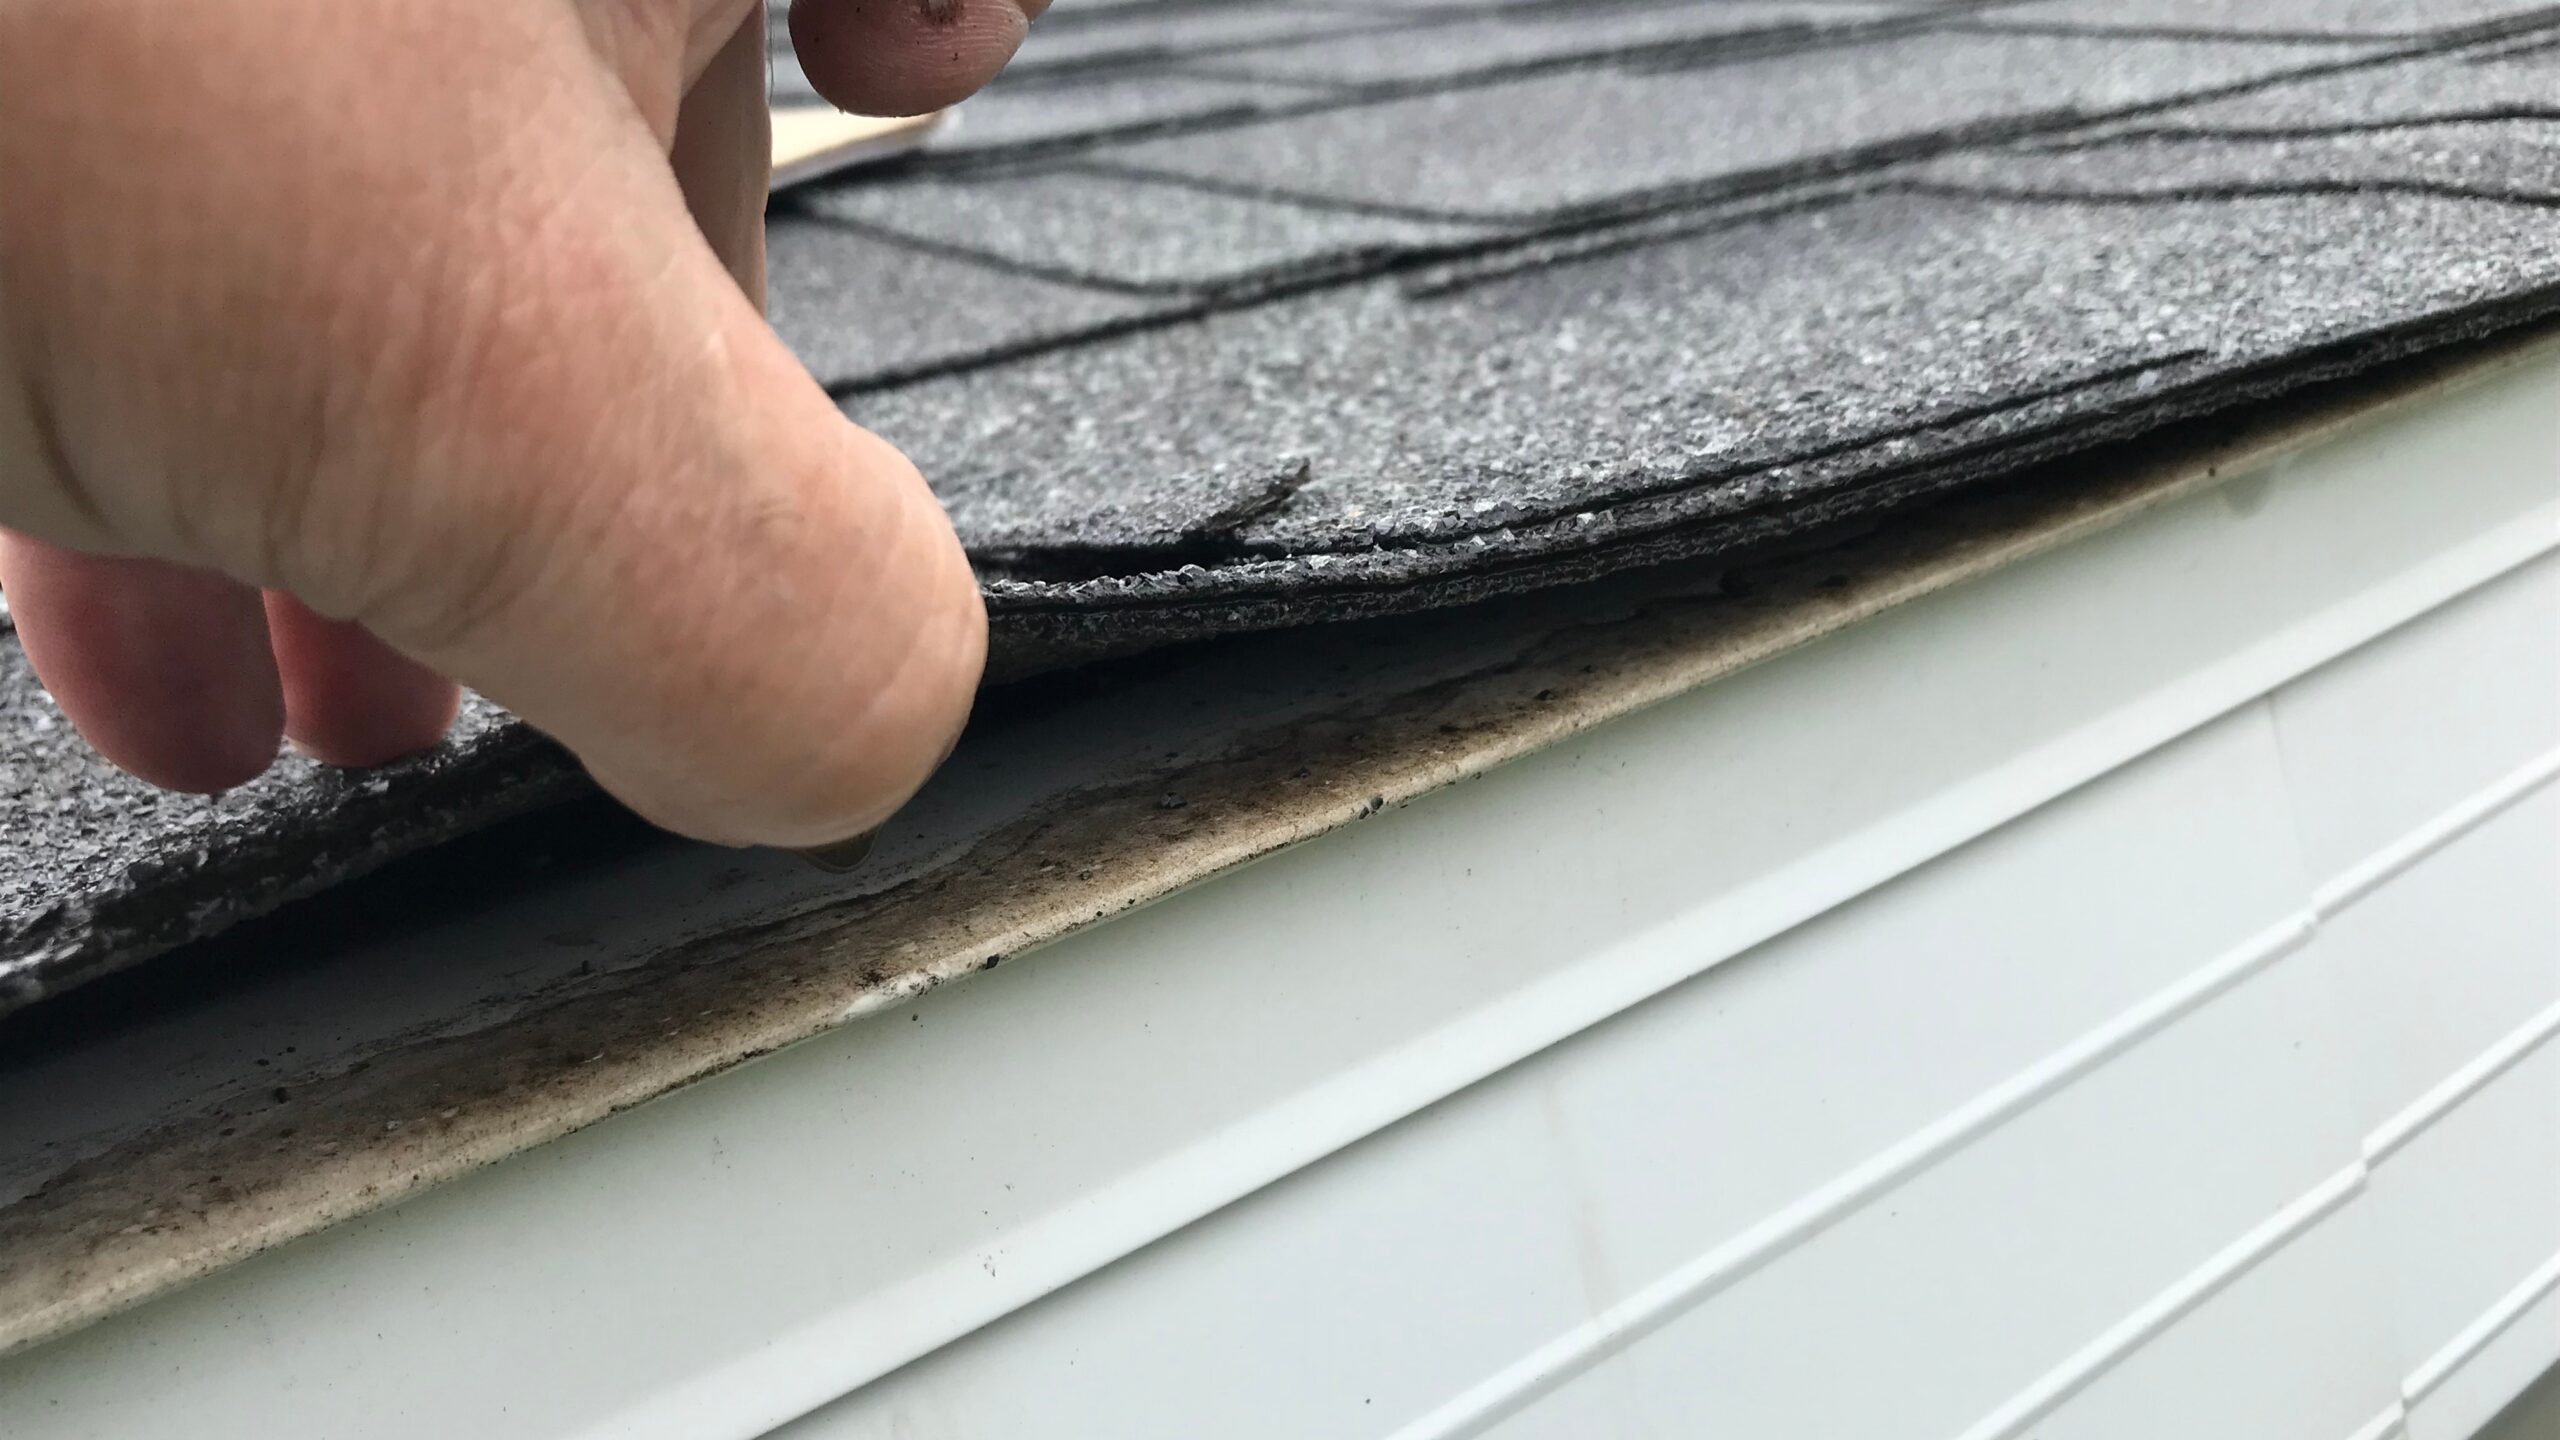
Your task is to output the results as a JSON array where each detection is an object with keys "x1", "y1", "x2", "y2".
[
  {"x1": 337, "y1": 25, "x2": 988, "y2": 848},
  {"x1": 0, "y1": 1, "x2": 984, "y2": 847}
]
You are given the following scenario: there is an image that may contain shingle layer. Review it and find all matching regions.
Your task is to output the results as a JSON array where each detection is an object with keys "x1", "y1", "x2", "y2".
[{"x1": 8, "y1": 0, "x2": 2560, "y2": 1008}]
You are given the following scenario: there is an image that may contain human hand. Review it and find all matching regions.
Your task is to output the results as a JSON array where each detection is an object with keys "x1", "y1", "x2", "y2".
[{"x1": 0, "y1": 0, "x2": 1040, "y2": 847}]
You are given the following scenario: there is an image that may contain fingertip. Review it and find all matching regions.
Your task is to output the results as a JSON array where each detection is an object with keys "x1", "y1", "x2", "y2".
[
  {"x1": 0, "y1": 537, "x2": 284, "y2": 794},
  {"x1": 264, "y1": 593, "x2": 461, "y2": 768},
  {"x1": 119, "y1": 703, "x2": 283, "y2": 795},
  {"x1": 788, "y1": 0, "x2": 1033, "y2": 117},
  {"x1": 568, "y1": 495, "x2": 987, "y2": 849},
  {"x1": 280, "y1": 66, "x2": 989, "y2": 850},
  {"x1": 123, "y1": 728, "x2": 281, "y2": 796}
]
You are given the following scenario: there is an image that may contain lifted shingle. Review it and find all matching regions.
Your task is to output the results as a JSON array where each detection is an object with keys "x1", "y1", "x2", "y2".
[{"x1": 7, "y1": 0, "x2": 2560, "y2": 1008}]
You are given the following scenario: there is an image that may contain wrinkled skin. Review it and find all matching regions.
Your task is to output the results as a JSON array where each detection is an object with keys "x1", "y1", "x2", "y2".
[{"x1": 0, "y1": 0, "x2": 1045, "y2": 846}]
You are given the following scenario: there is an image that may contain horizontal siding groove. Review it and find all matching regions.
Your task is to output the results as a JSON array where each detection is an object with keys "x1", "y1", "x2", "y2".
[
  {"x1": 1238, "y1": 574, "x2": 2558, "y2": 1440},
  {"x1": 2365, "y1": 1000, "x2": 2560, "y2": 1165},
  {"x1": 1953, "y1": 1166, "x2": 2371, "y2": 1440},
  {"x1": 2311, "y1": 747, "x2": 2560, "y2": 922},
  {"x1": 1385, "y1": 731, "x2": 2560, "y2": 1440},
  {"x1": 2403, "y1": 1250, "x2": 2560, "y2": 1404},
  {"x1": 1941, "y1": 716, "x2": 2560, "y2": 1439},
  {"x1": 1379, "y1": 915, "x2": 2318, "y2": 1440}
]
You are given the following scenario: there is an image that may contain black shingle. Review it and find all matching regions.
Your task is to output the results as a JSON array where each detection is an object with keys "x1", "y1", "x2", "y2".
[
  {"x1": 1976, "y1": 0, "x2": 2560, "y2": 39},
  {"x1": 859, "y1": 182, "x2": 2556, "y2": 607},
  {"x1": 1910, "y1": 49, "x2": 2560, "y2": 203},
  {"x1": 1174, "y1": 0, "x2": 1919, "y2": 88},
  {"x1": 0, "y1": 676, "x2": 577, "y2": 1013},
  {"x1": 9, "y1": 0, "x2": 2560, "y2": 1009},
  {"x1": 939, "y1": 70, "x2": 1337, "y2": 155},
  {"x1": 1004, "y1": 0, "x2": 1407, "y2": 79},
  {"x1": 792, "y1": 169, "x2": 1492, "y2": 293},
  {"x1": 1086, "y1": 30, "x2": 2387, "y2": 222},
  {"x1": 765, "y1": 214, "x2": 1179, "y2": 388}
]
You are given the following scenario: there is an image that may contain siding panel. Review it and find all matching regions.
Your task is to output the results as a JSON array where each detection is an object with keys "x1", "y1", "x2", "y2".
[
  {"x1": 2367, "y1": 1042, "x2": 2560, "y2": 1393},
  {"x1": 2010, "y1": 1195, "x2": 2400, "y2": 1440},
  {"x1": 2314, "y1": 784, "x2": 2560, "y2": 1139},
  {"x1": 2271, "y1": 554, "x2": 2560, "y2": 888}
]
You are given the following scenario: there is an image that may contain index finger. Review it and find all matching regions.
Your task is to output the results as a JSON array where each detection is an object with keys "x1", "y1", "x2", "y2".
[{"x1": 787, "y1": 0, "x2": 1053, "y2": 119}]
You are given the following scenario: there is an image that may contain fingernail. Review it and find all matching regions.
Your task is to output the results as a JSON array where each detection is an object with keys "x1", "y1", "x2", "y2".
[{"x1": 795, "y1": 828, "x2": 880, "y2": 874}]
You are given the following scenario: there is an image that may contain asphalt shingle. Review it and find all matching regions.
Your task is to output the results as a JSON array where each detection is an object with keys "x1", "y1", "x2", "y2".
[
  {"x1": 765, "y1": 213, "x2": 1179, "y2": 387},
  {"x1": 790, "y1": 169, "x2": 1492, "y2": 294},
  {"x1": 1174, "y1": 0, "x2": 1920, "y2": 88},
  {"x1": 937, "y1": 69, "x2": 1338, "y2": 155},
  {"x1": 10, "y1": 0, "x2": 2560, "y2": 1009},
  {"x1": 1977, "y1": 0, "x2": 2560, "y2": 39},
  {"x1": 1003, "y1": 0, "x2": 1410, "y2": 78},
  {"x1": 1908, "y1": 49, "x2": 2560, "y2": 211},
  {"x1": 0, "y1": 679, "x2": 576, "y2": 1013},
  {"x1": 1088, "y1": 30, "x2": 2386, "y2": 221},
  {"x1": 864, "y1": 183, "x2": 2558, "y2": 597}
]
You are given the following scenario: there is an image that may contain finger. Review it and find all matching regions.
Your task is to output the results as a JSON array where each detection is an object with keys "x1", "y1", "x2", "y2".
[
  {"x1": 267, "y1": 24, "x2": 984, "y2": 846},
  {"x1": 366, "y1": 45, "x2": 984, "y2": 844},
  {"x1": 672, "y1": 8, "x2": 772, "y2": 304},
  {"x1": 263, "y1": 592, "x2": 460, "y2": 768},
  {"x1": 261, "y1": 10, "x2": 764, "y2": 777},
  {"x1": 0, "y1": 535, "x2": 283, "y2": 793},
  {"x1": 576, "y1": 0, "x2": 763, "y2": 133},
  {"x1": 788, "y1": 0, "x2": 1051, "y2": 118},
  {"x1": 0, "y1": 3, "x2": 985, "y2": 844}
]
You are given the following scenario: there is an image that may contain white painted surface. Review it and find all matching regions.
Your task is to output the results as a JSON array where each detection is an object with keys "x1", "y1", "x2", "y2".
[{"x1": 0, "y1": 359, "x2": 2553, "y2": 1437}]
